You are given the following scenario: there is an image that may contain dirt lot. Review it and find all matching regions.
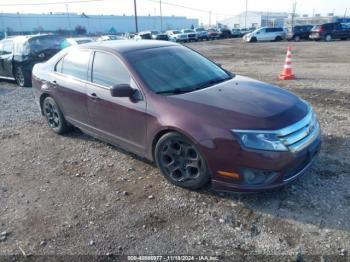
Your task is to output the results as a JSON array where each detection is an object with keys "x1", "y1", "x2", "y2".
[{"x1": 0, "y1": 39, "x2": 349, "y2": 259}]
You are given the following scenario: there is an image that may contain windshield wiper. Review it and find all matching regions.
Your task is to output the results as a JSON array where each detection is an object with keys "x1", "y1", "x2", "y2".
[{"x1": 155, "y1": 77, "x2": 232, "y2": 95}]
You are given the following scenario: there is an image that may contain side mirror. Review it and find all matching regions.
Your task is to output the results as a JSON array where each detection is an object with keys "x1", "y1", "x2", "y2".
[{"x1": 110, "y1": 84, "x2": 135, "y2": 97}]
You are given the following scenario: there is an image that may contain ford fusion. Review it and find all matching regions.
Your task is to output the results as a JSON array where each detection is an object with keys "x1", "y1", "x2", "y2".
[{"x1": 32, "y1": 40, "x2": 321, "y2": 192}]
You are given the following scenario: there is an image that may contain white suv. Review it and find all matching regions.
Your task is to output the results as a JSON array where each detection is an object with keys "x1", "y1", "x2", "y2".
[{"x1": 243, "y1": 27, "x2": 286, "y2": 42}]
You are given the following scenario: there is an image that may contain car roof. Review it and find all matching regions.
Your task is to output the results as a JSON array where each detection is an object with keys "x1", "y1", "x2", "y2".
[{"x1": 80, "y1": 39, "x2": 178, "y2": 54}]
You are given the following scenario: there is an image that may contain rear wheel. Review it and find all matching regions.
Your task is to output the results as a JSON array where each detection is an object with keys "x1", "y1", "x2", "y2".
[
  {"x1": 14, "y1": 67, "x2": 31, "y2": 87},
  {"x1": 293, "y1": 35, "x2": 300, "y2": 41},
  {"x1": 155, "y1": 132, "x2": 210, "y2": 189},
  {"x1": 42, "y1": 96, "x2": 69, "y2": 134},
  {"x1": 275, "y1": 36, "x2": 282, "y2": 42}
]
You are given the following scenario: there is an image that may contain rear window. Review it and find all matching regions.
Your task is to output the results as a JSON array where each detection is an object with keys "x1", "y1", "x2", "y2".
[
  {"x1": 27, "y1": 35, "x2": 68, "y2": 54},
  {"x1": 56, "y1": 49, "x2": 90, "y2": 80}
]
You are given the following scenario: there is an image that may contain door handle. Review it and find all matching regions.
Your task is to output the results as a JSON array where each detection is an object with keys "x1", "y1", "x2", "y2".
[{"x1": 88, "y1": 92, "x2": 100, "y2": 100}]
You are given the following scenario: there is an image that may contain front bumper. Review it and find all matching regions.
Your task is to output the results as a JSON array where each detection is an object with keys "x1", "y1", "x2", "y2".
[{"x1": 210, "y1": 135, "x2": 321, "y2": 192}]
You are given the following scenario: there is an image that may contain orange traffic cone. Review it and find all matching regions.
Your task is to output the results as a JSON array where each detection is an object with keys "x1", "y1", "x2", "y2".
[{"x1": 279, "y1": 46, "x2": 295, "y2": 80}]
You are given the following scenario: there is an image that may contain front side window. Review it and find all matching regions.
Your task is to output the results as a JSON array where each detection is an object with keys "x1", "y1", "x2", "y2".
[
  {"x1": 125, "y1": 46, "x2": 232, "y2": 95},
  {"x1": 92, "y1": 51, "x2": 130, "y2": 87},
  {"x1": 57, "y1": 49, "x2": 90, "y2": 80}
]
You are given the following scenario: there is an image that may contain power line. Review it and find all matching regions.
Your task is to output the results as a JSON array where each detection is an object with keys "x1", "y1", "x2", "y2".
[
  {"x1": 145, "y1": 0, "x2": 233, "y2": 17},
  {"x1": 0, "y1": 0, "x2": 106, "y2": 6}
]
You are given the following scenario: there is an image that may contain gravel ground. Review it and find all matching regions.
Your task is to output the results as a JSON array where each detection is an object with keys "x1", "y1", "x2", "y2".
[{"x1": 0, "y1": 39, "x2": 349, "y2": 260}]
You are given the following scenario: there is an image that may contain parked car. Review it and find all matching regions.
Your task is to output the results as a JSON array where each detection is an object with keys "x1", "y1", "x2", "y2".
[
  {"x1": 166, "y1": 30, "x2": 188, "y2": 42},
  {"x1": 231, "y1": 29, "x2": 242, "y2": 38},
  {"x1": 219, "y1": 28, "x2": 232, "y2": 38},
  {"x1": 150, "y1": 31, "x2": 169, "y2": 41},
  {"x1": 239, "y1": 28, "x2": 252, "y2": 36},
  {"x1": 97, "y1": 35, "x2": 125, "y2": 41},
  {"x1": 0, "y1": 34, "x2": 68, "y2": 87},
  {"x1": 286, "y1": 25, "x2": 313, "y2": 41},
  {"x1": 32, "y1": 40, "x2": 321, "y2": 192},
  {"x1": 243, "y1": 27, "x2": 285, "y2": 42},
  {"x1": 181, "y1": 29, "x2": 198, "y2": 42},
  {"x1": 195, "y1": 28, "x2": 209, "y2": 40},
  {"x1": 207, "y1": 28, "x2": 220, "y2": 40},
  {"x1": 309, "y1": 22, "x2": 350, "y2": 41},
  {"x1": 66, "y1": 37, "x2": 94, "y2": 45},
  {"x1": 134, "y1": 31, "x2": 152, "y2": 40}
]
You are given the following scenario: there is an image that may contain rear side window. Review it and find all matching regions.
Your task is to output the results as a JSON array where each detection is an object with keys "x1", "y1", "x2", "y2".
[
  {"x1": 92, "y1": 51, "x2": 130, "y2": 87},
  {"x1": 2, "y1": 40, "x2": 13, "y2": 54},
  {"x1": 56, "y1": 49, "x2": 90, "y2": 80}
]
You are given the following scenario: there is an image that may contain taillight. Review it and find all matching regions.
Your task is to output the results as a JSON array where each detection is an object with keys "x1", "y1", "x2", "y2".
[{"x1": 315, "y1": 26, "x2": 324, "y2": 33}]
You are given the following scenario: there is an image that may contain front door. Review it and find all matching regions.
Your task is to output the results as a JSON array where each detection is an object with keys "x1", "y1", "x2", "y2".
[{"x1": 86, "y1": 51, "x2": 147, "y2": 155}]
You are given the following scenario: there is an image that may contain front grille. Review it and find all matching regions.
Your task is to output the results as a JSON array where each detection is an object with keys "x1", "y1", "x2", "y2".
[{"x1": 277, "y1": 109, "x2": 320, "y2": 153}]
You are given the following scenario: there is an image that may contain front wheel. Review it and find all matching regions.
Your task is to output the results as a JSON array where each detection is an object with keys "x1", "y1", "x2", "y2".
[
  {"x1": 14, "y1": 67, "x2": 31, "y2": 87},
  {"x1": 325, "y1": 34, "x2": 332, "y2": 41},
  {"x1": 249, "y1": 37, "x2": 257, "y2": 43},
  {"x1": 275, "y1": 36, "x2": 282, "y2": 42},
  {"x1": 155, "y1": 132, "x2": 210, "y2": 189},
  {"x1": 42, "y1": 96, "x2": 70, "y2": 134}
]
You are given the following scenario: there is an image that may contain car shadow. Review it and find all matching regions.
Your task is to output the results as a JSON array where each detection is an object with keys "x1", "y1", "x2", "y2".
[
  {"x1": 197, "y1": 134, "x2": 350, "y2": 233},
  {"x1": 63, "y1": 127, "x2": 350, "y2": 232}
]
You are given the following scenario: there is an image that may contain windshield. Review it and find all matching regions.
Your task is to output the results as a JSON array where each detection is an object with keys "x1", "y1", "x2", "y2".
[
  {"x1": 196, "y1": 28, "x2": 205, "y2": 32},
  {"x1": 183, "y1": 29, "x2": 195, "y2": 33},
  {"x1": 172, "y1": 30, "x2": 181, "y2": 34},
  {"x1": 125, "y1": 46, "x2": 232, "y2": 95},
  {"x1": 27, "y1": 35, "x2": 68, "y2": 53}
]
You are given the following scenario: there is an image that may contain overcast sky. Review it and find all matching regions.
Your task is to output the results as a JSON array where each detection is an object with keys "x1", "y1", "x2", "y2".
[{"x1": 0, "y1": 0, "x2": 348, "y2": 24}]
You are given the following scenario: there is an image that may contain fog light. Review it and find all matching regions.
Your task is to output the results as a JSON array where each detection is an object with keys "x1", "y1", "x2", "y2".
[{"x1": 241, "y1": 169, "x2": 277, "y2": 185}]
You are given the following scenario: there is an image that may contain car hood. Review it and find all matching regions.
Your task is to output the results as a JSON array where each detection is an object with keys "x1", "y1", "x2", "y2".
[{"x1": 164, "y1": 75, "x2": 309, "y2": 130}]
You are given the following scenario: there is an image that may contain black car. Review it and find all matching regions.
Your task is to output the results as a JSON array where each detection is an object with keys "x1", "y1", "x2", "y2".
[
  {"x1": 309, "y1": 22, "x2": 350, "y2": 41},
  {"x1": 0, "y1": 34, "x2": 67, "y2": 87},
  {"x1": 219, "y1": 28, "x2": 232, "y2": 38},
  {"x1": 286, "y1": 25, "x2": 313, "y2": 41}
]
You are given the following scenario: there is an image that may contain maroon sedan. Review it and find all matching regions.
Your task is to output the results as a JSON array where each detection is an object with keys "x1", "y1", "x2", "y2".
[{"x1": 32, "y1": 40, "x2": 321, "y2": 192}]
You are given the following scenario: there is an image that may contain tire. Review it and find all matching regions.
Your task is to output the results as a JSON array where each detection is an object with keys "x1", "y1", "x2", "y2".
[
  {"x1": 249, "y1": 37, "x2": 257, "y2": 43},
  {"x1": 42, "y1": 96, "x2": 69, "y2": 134},
  {"x1": 14, "y1": 67, "x2": 31, "y2": 87},
  {"x1": 155, "y1": 132, "x2": 210, "y2": 190},
  {"x1": 294, "y1": 35, "x2": 300, "y2": 41},
  {"x1": 325, "y1": 34, "x2": 332, "y2": 41},
  {"x1": 275, "y1": 36, "x2": 282, "y2": 42}
]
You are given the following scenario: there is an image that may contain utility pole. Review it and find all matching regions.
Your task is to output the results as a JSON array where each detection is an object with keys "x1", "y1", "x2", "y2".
[
  {"x1": 134, "y1": 0, "x2": 138, "y2": 33},
  {"x1": 344, "y1": 8, "x2": 348, "y2": 18},
  {"x1": 209, "y1": 10, "x2": 212, "y2": 27},
  {"x1": 159, "y1": 0, "x2": 163, "y2": 32},
  {"x1": 291, "y1": 2, "x2": 297, "y2": 28},
  {"x1": 65, "y1": 4, "x2": 71, "y2": 34},
  {"x1": 244, "y1": 0, "x2": 248, "y2": 29}
]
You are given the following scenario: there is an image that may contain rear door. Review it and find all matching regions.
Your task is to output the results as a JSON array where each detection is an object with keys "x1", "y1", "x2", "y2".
[
  {"x1": 86, "y1": 50, "x2": 147, "y2": 155},
  {"x1": 0, "y1": 40, "x2": 14, "y2": 78},
  {"x1": 51, "y1": 49, "x2": 91, "y2": 126}
]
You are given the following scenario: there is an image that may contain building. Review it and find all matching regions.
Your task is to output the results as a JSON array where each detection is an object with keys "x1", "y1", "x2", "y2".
[
  {"x1": 284, "y1": 13, "x2": 350, "y2": 27},
  {"x1": 220, "y1": 11, "x2": 289, "y2": 29},
  {"x1": 0, "y1": 12, "x2": 198, "y2": 35}
]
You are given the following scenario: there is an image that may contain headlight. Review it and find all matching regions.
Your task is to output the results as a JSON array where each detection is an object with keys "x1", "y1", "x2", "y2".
[{"x1": 233, "y1": 131, "x2": 288, "y2": 151}]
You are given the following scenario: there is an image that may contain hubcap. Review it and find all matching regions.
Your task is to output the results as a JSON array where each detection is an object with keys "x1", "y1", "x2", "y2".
[
  {"x1": 159, "y1": 139, "x2": 203, "y2": 183},
  {"x1": 44, "y1": 101, "x2": 60, "y2": 128}
]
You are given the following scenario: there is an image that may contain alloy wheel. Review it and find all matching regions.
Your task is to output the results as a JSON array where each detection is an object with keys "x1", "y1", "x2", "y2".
[
  {"x1": 43, "y1": 100, "x2": 60, "y2": 129},
  {"x1": 15, "y1": 68, "x2": 25, "y2": 87},
  {"x1": 158, "y1": 138, "x2": 204, "y2": 183}
]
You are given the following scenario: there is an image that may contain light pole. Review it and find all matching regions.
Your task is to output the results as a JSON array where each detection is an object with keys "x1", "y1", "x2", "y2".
[
  {"x1": 159, "y1": 0, "x2": 163, "y2": 32},
  {"x1": 244, "y1": 0, "x2": 248, "y2": 29},
  {"x1": 134, "y1": 0, "x2": 139, "y2": 33},
  {"x1": 65, "y1": 4, "x2": 72, "y2": 34}
]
